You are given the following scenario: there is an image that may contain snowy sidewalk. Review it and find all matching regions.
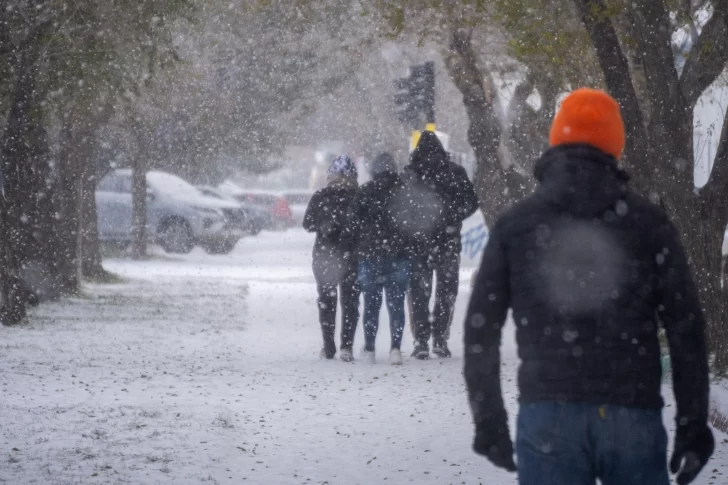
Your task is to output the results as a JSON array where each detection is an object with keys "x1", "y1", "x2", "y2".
[{"x1": 1, "y1": 230, "x2": 725, "y2": 484}]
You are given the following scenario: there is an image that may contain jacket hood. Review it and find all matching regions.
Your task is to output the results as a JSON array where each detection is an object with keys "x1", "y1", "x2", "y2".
[
  {"x1": 409, "y1": 131, "x2": 447, "y2": 174},
  {"x1": 371, "y1": 152, "x2": 397, "y2": 176},
  {"x1": 534, "y1": 144, "x2": 630, "y2": 217},
  {"x1": 371, "y1": 170, "x2": 401, "y2": 188}
]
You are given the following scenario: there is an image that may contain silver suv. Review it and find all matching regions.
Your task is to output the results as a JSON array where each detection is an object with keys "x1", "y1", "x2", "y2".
[{"x1": 96, "y1": 169, "x2": 243, "y2": 254}]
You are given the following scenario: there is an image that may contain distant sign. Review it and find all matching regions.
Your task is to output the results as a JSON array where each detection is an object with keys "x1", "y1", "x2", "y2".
[{"x1": 461, "y1": 223, "x2": 488, "y2": 261}]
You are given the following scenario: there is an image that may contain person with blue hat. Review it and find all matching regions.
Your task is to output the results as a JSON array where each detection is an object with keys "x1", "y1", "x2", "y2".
[{"x1": 303, "y1": 155, "x2": 360, "y2": 361}]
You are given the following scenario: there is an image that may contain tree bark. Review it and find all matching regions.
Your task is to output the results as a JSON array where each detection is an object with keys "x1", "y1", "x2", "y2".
[
  {"x1": 0, "y1": 23, "x2": 63, "y2": 324},
  {"x1": 54, "y1": 123, "x2": 81, "y2": 292},
  {"x1": 130, "y1": 147, "x2": 148, "y2": 259},
  {"x1": 81, "y1": 167, "x2": 108, "y2": 278},
  {"x1": 443, "y1": 27, "x2": 532, "y2": 226},
  {"x1": 572, "y1": 0, "x2": 651, "y2": 186},
  {"x1": 575, "y1": 0, "x2": 728, "y2": 372},
  {"x1": 680, "y1": 0, "x2": 728, "y2": 108}
]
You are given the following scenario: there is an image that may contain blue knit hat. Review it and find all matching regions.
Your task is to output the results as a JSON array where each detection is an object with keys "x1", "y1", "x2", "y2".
[{"x1": 328, "y1": 155, "x2": 357, "y2": 178}]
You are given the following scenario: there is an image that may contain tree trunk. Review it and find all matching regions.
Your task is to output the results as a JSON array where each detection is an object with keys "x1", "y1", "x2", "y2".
[
  {"x1": 81, "y1": 167, "x2": 108, "y2": 278},
  {"x1": 131, "y1": 151, "x2": 148, "y2": 260},
  {"x1": 443, "y1": 27, "x2": 532, "y2": 226},
  {"x1": 54, "y1": 123, "x2": 81, "y2": 293},
  {"x1": 0, "y1": 25, "x2": 63, "y2": 324},
  {"x1": 574, "y1": 0, "x2": 728, "y2": 372}
]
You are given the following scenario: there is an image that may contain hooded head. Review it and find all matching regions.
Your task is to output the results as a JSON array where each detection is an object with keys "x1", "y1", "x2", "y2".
[
  {"x1": 327, "y1": 155, "x2": 357, "y2": 186},
  {"x1": 549, "y1": 88, "x2": 625, "y2": 160},
  {"x1": 370, "y1": 152, "x2": 397, "y2": 177},
  {"x1": 409, "y1": 130, "x2": 447, "y2": 172}
]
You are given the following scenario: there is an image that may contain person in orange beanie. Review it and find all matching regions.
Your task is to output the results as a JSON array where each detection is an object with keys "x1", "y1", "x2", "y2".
[
  {"x1": 464, "y1": 88, "x2": 712, "y2": 485},
  {"x1": 549, "y1": 87, "x2": 625, "y2": 159}
]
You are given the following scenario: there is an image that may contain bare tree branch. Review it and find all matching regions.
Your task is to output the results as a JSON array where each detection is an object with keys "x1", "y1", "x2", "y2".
[
  {"x1": 572, "y1": 0, "x2": 650, "y2": 187},
  {"x1": 680, "y1": 0, "x2": 728, "y2": 108}
]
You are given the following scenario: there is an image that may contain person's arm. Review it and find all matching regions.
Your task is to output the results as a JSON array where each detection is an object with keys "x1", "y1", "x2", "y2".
[
  {"x1": 463, "y1": 225, "x2": 515, "y2": 471},
  {"x1": 340, "y1": 191, "x2": 364, "y2": 254},
  {"x1": 656, "y1": 216, "x2": 713, "y2": 484},
  {"x1": 441, "y1": 165, "x2": 479, "y2": 223},
  {"x1": 455, "y1": 165, "x2": 479, "y2": 220},
  {"x1": 302, "y1": 192, "x2": 322, "y2": 232}
]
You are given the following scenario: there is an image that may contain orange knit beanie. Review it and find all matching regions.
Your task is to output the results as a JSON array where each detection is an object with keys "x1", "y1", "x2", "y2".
[{"x1": 549, "y1": 88, "x2": 625, "y2": 159}]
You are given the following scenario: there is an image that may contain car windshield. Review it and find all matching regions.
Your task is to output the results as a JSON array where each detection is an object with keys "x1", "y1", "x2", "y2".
[{"x1": 147, "y1": 172, "x2": 202, "y2": 199}]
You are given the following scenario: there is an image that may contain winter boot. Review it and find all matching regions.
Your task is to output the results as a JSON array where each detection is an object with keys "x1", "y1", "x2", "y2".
[
  {"x1": 411, "y1": 341, "x2": 430, "y2": 360},
  {"x1": 432, "y1": 339, "x2": 451, "y2": 358},
  {"x1": 320, "y1": 336, "x2": 336, "y2": 360},
  {"x1": 340, "y1": 347, "x2": 354, "y2": 363},
  {"x1": 361, "y1": 348, "x2": 376, "y2": 364},
  {"x1": 389, "y1": 348, "x2": 403, "y2": 366}
]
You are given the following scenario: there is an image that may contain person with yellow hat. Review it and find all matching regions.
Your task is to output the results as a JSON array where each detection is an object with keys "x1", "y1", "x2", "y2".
[{"x1": 464, "y1": 88, "x2": 713, "y2": 485}]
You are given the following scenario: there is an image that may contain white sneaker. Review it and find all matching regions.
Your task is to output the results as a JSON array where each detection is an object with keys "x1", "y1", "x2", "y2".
[
  {"x1": 361, "y1": 348, "x2": 376, "y2": 364},
  {"x1": 340, "y1": 348, "x2": 354, "y2": 363},
  {"x1": 389, "y1": 348, "x2": 403, "y2": 366}
]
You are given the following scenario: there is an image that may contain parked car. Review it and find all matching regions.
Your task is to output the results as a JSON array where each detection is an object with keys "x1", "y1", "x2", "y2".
[
  {"x1": 281, "y1": 190, "x2": 313, "y2": 225},
  {"x1": 96, "y1": 169, "x2": 244, "y2": 254},
  {"x1": 218, "y1": 183, "x2": 295, "y2": 230},
  {"x1": 196, "y1": 186, "x2": 270, "y2": 235}
]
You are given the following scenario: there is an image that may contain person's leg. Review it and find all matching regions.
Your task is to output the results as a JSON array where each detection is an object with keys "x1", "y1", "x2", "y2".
[
  {"x1": 339, "y1": 260, "x2": 360, "y2": 351},
  {"x1": 409, "y1": 255, "x2": 433, "y2": 354},
  {"x1": 592, "y1": 406, "x2": 670, "y2": 485},
  {"x1": 384, "y1": 259, "x2": 411, "y2": 350},
  {"x1": 516, "y1": 402, "x2": 596, "y2": 485},
  {"x1": 432, "y1": 248, "x2": 460, "y2": 355},
  {"x1": 313, "y1": 260, "x2": 337, "y2": 359},
  {"x1": 358, "y1": 260, "x2": 383, "y2": 353}
]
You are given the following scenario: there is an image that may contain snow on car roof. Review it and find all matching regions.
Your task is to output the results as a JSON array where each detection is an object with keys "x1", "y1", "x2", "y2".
[{"x1": 147, "y1": 171, "x2": 205, "y2": 199}]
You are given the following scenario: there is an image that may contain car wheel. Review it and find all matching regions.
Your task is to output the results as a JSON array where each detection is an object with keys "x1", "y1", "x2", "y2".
[
  {"x1": 159, "y1": 219, "x2": 194, "y2": 254},
  {"x1": 203, "y1": 239, "x2": 238, "y2": 255}
]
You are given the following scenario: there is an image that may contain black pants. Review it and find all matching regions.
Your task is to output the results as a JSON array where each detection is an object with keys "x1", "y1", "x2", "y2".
[
  {"x1": 313, "y1": 255, "x2": 360, "y2": 350},
  {"x1": 410, "y1": 242, "x2": 460, "y2": 346}
]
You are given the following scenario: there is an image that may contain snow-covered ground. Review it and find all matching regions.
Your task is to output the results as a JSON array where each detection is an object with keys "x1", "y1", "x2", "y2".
[{"x1": 1, "y1": 228, "x2": 726, "y2": 484}]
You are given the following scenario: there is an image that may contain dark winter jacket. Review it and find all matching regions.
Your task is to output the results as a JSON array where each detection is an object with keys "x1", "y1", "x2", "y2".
[
  {"x1": 303, "y1": 181, "x2": 358, "y2": 260},
  {"x1": 345, "y1": 171, "x2": 410, "y2": 261},
  {"x1": 464, "y1": 144, "x2": 709, "y2": 439},
  {"x1": 401, "y1": 131, "x2": 478, "y2": 255}
]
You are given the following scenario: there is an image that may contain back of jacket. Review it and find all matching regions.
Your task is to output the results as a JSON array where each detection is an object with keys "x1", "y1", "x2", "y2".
[
  {"x1": 464, "y1": 144, "x2": 709, "y2": 429},
  {"x1": 303, "y1": 183, "x2": 357, "y2": 260},
  {"x1": 401, "y1": 132, "x2": 478, "y2": 255},
  {"x1": 346, "y1": 172, "x2": 410, "y2": 261}
]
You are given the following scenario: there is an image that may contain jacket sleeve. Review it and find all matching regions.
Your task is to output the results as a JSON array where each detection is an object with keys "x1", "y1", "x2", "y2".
[
  {"x1": 656, "y1": 216, "x2": 710, "y2": 427},
  {"x1": 340, "y1": 191, "x2": 364, "y2": 253},
  {"x1": 456, "y1": 166, "x2": 479, "y2": 220},
  {"x1": 444, "y1": 165, "x2": 479, "y2": 223},
  {"x1": 302, "y1": 192, "x2": 321, "y2": 232},
  {"x1": 464, "y1": 225, "x2": 510, "y2": 437}
]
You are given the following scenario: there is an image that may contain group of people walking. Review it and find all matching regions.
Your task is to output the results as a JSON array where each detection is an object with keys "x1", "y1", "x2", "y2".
[
  {"x1": 303, "y1": 131, "x2": 478, "y2": 365},
  {"x1": 306, "y1": 87, "x2": 715, "y2": 484}
]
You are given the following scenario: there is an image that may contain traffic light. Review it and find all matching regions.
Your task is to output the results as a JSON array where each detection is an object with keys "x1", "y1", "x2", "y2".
[{"x1": 393, "y1": 61, "x2": 435, "y2": 130}]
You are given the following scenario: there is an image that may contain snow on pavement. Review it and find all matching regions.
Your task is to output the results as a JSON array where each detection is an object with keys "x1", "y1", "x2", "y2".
[{"x1": 1, "y1": 229, "x2": 726, "y2": 484}]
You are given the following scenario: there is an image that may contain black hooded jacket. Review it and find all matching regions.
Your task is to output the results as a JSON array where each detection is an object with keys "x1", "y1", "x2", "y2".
[
  {"x1": 401, "y1": 131, "x2": 479, "y2": 254},
  {"x1": 345, "y1": 171, "x2": 410, "y2": 261},
  {"x1": 303, "y1": 181, "x2": 358, "y2": 260},
  {"x1": 464, "y1": 144, "x2": 709, "y2": 438}
]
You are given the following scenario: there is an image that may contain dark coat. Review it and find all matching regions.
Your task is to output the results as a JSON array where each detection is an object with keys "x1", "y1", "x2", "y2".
[
  {"x1": 345, "y1": 171, "x2": 410, "y2": 261},
  {"x1": 464, "y1": 144, "x2": 709, "y2": 438},
  {"x1": 303, "y1": 182, "x2": 358, "y2": 261},
  {"x1": 401, "y1": 131, "x2": 478, "y2": 255}
]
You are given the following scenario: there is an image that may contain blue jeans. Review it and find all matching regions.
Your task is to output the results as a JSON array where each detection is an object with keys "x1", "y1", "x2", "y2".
[
  {"x1": 517, "y1": 402, "x2": 669, "y2": 485},
  {"x1": 358, "y1": 258, "x2": 411, "y2": 351}
]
